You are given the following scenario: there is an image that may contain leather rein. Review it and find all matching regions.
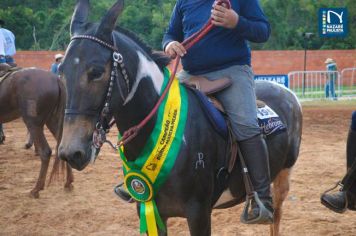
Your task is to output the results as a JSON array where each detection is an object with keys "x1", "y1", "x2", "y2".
[{"x1": 66, "y1": 0, "x2": 231, "y2": 151}]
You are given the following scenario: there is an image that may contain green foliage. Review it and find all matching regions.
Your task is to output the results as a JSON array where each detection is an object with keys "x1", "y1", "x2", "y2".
[{"x1": 0, "y1": 0, "x2": 354, "y2": 50}]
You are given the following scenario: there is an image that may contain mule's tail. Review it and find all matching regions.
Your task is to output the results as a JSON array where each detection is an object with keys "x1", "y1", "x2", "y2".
[{"x1": 47, "y1": 78, "x2": 68, "y2": 186}]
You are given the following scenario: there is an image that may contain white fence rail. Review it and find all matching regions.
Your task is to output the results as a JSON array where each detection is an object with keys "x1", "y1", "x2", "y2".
[
  {"x1": 288, "y1": 68, "x2": 356, "y2": 100},
  {"x1": 340, "y1": 68, "x2": 356, "y2": 98}
]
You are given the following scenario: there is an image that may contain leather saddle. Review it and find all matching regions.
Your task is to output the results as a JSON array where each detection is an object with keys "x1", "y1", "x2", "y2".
[
  {"x1": 0, "y1": 64, "x2": 21, "y2": 84},
  {"x1": 184, "y1": 76, "x2": 266, "y2": 112}
]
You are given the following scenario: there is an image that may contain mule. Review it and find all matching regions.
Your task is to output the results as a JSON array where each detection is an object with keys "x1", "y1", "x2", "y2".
[
  {"x1": 58, "y1": 1, "x2": 302, "y2": 235},
  {"x1": 0, "y1": 67, "x2": 73, "y2": 198}
]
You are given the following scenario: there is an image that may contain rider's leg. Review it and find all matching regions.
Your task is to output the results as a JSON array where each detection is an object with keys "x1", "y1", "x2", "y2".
[
  {"x1": 204, "y1": 65, "x2": 273, "y2": 224},
  {"x1": 321, "y1": 111, "x2": 356, "y2": 212},
  {"x1": 5, "y1": 56, "x2": 16, "y2": 67}
]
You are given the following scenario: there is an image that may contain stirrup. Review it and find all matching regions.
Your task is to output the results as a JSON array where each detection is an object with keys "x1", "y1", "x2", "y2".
[
  {"x1": 114, "y1": 183, "x2": 134, "y2": 203},
  {"x1": 240, "y1": 191, "x2": 273, "y2": 224}
]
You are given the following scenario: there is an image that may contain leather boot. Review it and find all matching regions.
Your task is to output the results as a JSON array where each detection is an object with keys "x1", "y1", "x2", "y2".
[
  {"x1": 321, "y1": 191, "x2": 347, "y2": 213},
  {"x1": 239, "y1": 134, "x2": 273, "y2": 224},
  {"x1": 114, "y1": 182, "x2": 134, "y2": 203}
]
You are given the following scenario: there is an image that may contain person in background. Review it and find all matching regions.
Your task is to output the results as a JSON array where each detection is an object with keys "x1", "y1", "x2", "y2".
[
  {"x1": 321, "y1": 111, "x2": 356, "y2": 213},
  {"x1": 324, "y1": 58, "x2": 338, "y2": 100},
  {"x1": 0, "y1": 19, "x2": 16, "y2": 67},
  {"x1": 0, "y1": 25, "x2": 6, "y2": 65},
  {"x1": 0, "y1": 28, "x2": 6, "y2": 144},
  {"x1": 50, "y1": 53, "x2": 63, "y2": 75}
]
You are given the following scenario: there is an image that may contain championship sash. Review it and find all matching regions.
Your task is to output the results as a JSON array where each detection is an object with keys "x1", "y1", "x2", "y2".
[{"x1": 118, "y1": 68, "x2": 188, "y2": 236}]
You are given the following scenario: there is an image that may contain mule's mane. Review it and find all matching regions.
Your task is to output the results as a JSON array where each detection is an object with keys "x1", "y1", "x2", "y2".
[{"x1": 115, "y1": 26, "x2": 171, "y2": 70}]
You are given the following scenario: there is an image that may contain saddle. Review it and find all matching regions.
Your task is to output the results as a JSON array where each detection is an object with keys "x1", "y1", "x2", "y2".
[{"x1": 0, "y1": 64, "x2": 21, "y2": 84}]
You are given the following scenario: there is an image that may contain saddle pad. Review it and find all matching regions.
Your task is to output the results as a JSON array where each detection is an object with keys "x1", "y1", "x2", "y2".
[
  {"x1": 257, "y1": 105, "x2": 287, "y2": 136},
  {"x1": 190, "y1": 88, "x2": 228, "y2": 138}
]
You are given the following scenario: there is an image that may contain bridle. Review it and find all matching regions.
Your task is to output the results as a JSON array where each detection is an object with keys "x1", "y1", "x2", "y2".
[{"x1": 65, "y1": 34, "x2": 130, "y2": 150}]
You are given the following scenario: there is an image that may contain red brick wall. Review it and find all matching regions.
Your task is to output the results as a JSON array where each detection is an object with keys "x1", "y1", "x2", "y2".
[
  {"x1": 14, "y1": 50, "x2": 356, "y2": 75},
  {"x1": 251, "y1": 50, "x2": 356, "y2": 75}
]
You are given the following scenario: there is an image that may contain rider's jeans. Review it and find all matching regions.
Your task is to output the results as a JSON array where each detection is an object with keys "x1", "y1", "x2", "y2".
[{"x1": 178, "y1": 64, "x2": 261, "y2": 141}]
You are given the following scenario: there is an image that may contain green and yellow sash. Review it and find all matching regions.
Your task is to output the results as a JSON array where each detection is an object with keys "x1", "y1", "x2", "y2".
[{"x1": 118, "y1": 68, "x2": 188, "y2": 236}]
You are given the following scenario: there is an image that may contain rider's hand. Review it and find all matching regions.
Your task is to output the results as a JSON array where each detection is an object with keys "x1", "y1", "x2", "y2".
[
  {"x1": 211, "y1": 3, "x2": 239, "y2": 29},
  {"x1": 164, "y1": 41, "x2": 187, "y2": 59}
]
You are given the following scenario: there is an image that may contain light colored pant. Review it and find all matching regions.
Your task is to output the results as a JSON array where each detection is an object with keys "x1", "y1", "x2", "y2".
[{"x1": 178, "y1": 65, "x2": 261, "y2": 141}]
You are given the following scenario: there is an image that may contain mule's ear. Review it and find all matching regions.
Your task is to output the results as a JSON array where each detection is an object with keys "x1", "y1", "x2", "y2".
[
  {"x1": 70, "y1": 0, "x2": 90, "y2": 36},
  {"x1": 96, "y1": 0, "x2": 124, "y2": 41}
]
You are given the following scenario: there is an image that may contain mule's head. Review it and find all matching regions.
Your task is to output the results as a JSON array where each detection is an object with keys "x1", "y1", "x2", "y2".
[{"x1": 58, "y1": 0, "x2": 125, "y2": 170}]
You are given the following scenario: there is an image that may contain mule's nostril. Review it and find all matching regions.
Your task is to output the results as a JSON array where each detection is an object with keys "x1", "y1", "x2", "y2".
[{"x1": 73, "y1": 151, "x2": 84, "y2": 160}]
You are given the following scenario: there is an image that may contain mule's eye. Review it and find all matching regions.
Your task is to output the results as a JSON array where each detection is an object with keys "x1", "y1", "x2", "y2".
[{"x1": 88, "y1": 67, "x2": 104, "y2": 81}]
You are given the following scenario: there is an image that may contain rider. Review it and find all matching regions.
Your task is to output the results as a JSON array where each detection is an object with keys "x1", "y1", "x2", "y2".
[
  {"x1": 321, "y1": 111, "x2": 356, "y2": 213},
  {"x1": 0, "y1": 19, "x2": 16, "y2": 67},
  {"x1": 163, "y1": 0, "x2": 272, "y2": 224}
]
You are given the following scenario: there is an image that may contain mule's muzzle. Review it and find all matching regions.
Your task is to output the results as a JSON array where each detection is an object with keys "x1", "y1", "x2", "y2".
[{"x1": 58, "y1": 146, "x2": 91, "y2": 171}]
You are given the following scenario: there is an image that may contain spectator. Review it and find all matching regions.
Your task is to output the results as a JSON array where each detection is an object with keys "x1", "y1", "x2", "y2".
[
  {"x1": 0, "y1": 19, "x2": 16, "y2": 67},
  {"x1": 0, "y1": 26, "x2": 5, "y2": 65},
  {"x1": 324, "y1": 58, "x2": 338, "y2": 100},
  {"x1": 50, "y1": 53, "x2": 63, "y2": 75}
]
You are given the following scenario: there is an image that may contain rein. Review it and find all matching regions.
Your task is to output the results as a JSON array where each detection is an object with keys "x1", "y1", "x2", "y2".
[{"x1": 116, "y1": 0, "x2": 231, "y2": 147}]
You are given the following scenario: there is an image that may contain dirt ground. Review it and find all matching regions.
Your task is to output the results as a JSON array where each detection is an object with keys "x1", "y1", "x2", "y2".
[{"x1": 1, "y1": 101, "x2": 356, "y2": 236}]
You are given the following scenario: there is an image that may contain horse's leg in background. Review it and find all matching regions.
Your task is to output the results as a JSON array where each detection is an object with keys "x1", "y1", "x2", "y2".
[
  {"x1": 64, "y1": 163, "x2": 74, "y2": 190},
  {"x1": 270, "y1": 168, "x2": 291, "y2": 236},
  {"x1": 45, "y1": 108, "x2": 74, "y2": 191},
  {"x1": 0, "y1": 123, "x2": 5, "y2": 144},
  {"x1": 24, "y1": 129, "x2": 34, "y2": 149},
  {"x1": 27, "y1": 124, "x2": 52, "y2": 198},
  {"x1": 186, "y1": 203, "x2": 211, "y2": 236}
]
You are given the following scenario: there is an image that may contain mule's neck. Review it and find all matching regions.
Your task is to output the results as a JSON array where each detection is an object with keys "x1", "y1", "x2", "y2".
[{"x1": 115, "y1": 51, "x2": 165, "y2": 161}]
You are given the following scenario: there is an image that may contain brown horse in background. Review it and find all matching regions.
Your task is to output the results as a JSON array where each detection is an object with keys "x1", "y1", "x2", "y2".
[{"x1": 0, "y1": 66, "x2": 73, "y2": 198}]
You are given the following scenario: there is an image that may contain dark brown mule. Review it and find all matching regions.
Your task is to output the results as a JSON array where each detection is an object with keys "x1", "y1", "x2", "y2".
[{"x1": 0, "y1": 67, "x2": 73, "y2": 198}]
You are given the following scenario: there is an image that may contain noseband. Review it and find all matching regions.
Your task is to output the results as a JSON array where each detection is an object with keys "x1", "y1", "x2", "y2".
[{"x1": 65, "y1": 34, "x2": 130, "y2": 149}]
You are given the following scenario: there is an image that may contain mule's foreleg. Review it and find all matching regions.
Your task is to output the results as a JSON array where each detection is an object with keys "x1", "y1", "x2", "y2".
[
  {"x1": 186, "y1": 203, "x2": 211, "y2": 236},
  {"x1": 270, "y1": 168, "x2": 291, "y2": 236},
  {"x1": 28, "y1": 126, "x2": 52, "y2": 198}
]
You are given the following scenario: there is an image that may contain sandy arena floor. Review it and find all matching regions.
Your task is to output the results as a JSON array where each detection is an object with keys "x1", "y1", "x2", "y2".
[{"x1": 1, "y1": 101, "x2": 356, "y2": 236}]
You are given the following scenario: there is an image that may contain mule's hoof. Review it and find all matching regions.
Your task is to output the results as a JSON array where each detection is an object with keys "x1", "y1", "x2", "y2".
[
  {"x1": 24, "y1": 143, "x2": 32, "y2": 149},
  {"x1": 64, "y1": 183, "x2": 74, "y2": 192},
  {"x1": 30, "y1": 190, "x2": 40, "y2": 199}
]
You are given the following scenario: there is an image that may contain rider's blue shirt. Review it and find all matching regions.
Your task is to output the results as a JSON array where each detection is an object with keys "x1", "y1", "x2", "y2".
[{"x1": 162, "y1": 0, "x2": 270, "y2": 75}]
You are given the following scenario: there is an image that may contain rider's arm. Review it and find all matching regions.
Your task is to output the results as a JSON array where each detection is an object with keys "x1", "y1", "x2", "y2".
[
  {"x1": 233, "y1": 0, "x2": 271, "y2": 43},
  {"x1": 162, "y1": 1, "x2": 184, "y2": 52}
]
